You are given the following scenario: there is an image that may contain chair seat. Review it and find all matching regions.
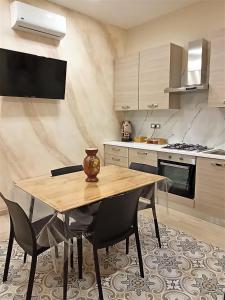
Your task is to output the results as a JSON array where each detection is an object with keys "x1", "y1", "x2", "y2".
[
  {"x1": 138, "y1": 201, "x2": 152, "y2": 211},
  {"x1": 69, "y1": 202, "x2": 100, "y2": 226},
  {"x1": 69, "y1": 219, "x2": 93, "y2": 234},
  {"x1": 34, "y1": 215, "x2": 71, "y2": 252}
]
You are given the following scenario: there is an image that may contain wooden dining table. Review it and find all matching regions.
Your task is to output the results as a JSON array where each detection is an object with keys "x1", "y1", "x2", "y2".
[{"x1": 15, "y1": 165, "x2": 165, "y2": 299}]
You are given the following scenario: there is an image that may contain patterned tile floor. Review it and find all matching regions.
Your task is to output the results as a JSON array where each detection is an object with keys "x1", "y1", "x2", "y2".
[{"x1": 0, "y1": 209, "x2": 225, "y2": 299}]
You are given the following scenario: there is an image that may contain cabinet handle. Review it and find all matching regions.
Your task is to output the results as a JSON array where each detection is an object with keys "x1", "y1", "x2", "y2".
[
  {"x1": 168, "y1": 155, "x2": 172, "y2": 159},
  {"x1": 112, "y1": 157, "x2": 120, "y2": 162},
  {"x1": 147, "y1": 104, "x2": 154, "y2": 108},
  {"x1": 137, "y1": 152, "x2": 148, "y2": 155},
  {"x1": 179, "y1": 157, "x2": 184, "y2": 161},
  {"x1": 121, "y1": 105, "x2": 130, "y2": 109},
  {"x1": 211, "y1": 162, "x2": 225, "y2": 167},
  {"x1": 112, "y1": 148, "x2": 120, "y2": 152},
  {"x1": 147, "y1": 104, "x2": 159, "y2": 109}
]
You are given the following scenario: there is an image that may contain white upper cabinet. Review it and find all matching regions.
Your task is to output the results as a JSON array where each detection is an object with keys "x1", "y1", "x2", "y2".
[
  {"x1": 114, "y1": 43, "x2": 183, "y2": 111},
  {"x1": 139, "y1": 43, "x2": 183, "y2": 110},
  {"x1": 114, "y1": 53, "x2": 139, "y2": 111},
  {"x1": 208, "y1": 28, "x2": 225, "y2": 108}
]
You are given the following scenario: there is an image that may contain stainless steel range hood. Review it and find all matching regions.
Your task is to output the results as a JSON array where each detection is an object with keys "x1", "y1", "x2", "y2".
[{"x1": 165, "y1": 39, "x2": 209, "y2": 93}]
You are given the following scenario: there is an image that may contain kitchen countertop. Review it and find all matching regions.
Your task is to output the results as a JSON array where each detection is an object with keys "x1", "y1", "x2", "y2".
[{"x1": 104, "y1": 141, "x2": 225, "y2": 161}]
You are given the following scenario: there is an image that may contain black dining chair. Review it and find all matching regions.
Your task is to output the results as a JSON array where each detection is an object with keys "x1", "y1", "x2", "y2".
[
  {"x1": 69, "y1": 188, "x2": 144, "y2": 300},
  {"x1": 0, "y1": 192, "x2": 74, "y2": 300},
  {"x1": 51, "y1": 165, "x2": 84, "y2": 177},
  {"x1": 51, "y1": 164, "x2": 101, "y2": 273},
  {"x1": 126, "y1": 162, "x2": 161, "y2": 252}
]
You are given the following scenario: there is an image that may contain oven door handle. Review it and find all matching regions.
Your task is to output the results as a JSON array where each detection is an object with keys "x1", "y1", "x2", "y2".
[{"x1": 159, "y1": 162, "x2": 190, "y2": 169}]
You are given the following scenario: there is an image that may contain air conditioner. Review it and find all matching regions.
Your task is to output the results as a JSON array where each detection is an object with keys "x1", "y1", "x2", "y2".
[{"x1": 10, "y1": 1, "x2": 66, "y2": 40}]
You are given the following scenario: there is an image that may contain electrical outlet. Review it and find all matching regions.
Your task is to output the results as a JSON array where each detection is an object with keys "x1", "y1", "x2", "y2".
[{"x1": 151, "y1": 123, "x2": 161, "y2": 129}]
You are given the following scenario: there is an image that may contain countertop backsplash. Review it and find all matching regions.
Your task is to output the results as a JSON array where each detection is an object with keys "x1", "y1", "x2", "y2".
[{"x1": 125, "y1": 91, "x2": 225, "y2": 149}]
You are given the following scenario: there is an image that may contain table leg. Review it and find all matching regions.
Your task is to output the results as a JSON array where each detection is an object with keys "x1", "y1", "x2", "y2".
[
  {"x1": 24, "y1": 196, "x2": 35, "y2": 263},
  {"x1": 29, "y1": 196, "x2": 35, "y2": 221},
  {"x1": 151, "y1": 195, "x2": 161, "y2": 248},
  {"x1": 63, "y1": 213, "x2": 69, "y2": 300}
]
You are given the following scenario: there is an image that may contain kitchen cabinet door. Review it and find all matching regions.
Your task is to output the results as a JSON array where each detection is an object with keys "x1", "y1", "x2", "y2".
[
  {"x1": 208, "y1": 28, "x2": 225, "y2": 107},
  {"x1": 139, "y1": 43, "x2": 182, "y2": 110},
  {"x1": 129, "y1": 148, "x2": 157, "y2": 167},
  {"x1": 104, "y1": 145, "x2": 129, "y2": 168},
  {"x1": 195, "y1": 157, "x2": 225, "y2": 219},
  {"x1": 114, "y1": 53, "x2": 139, "y2": 111}
]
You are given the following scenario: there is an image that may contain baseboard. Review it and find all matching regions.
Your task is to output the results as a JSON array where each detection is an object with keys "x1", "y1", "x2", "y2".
[{"x1": 157, "y1": 196, "x2": 225, "y2": 228}]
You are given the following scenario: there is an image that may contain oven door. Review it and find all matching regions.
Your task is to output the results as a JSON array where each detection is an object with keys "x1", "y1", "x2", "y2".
[{"x1": 158, "y1": 159, "x2": 196, "y2": 199}]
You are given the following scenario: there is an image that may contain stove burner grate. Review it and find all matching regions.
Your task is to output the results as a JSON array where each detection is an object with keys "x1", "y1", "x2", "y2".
[{"x1": 163, "y1": 143, "x2": 209, "y2": 152}]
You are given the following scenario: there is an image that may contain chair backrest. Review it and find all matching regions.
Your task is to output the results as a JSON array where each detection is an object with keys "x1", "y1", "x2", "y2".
[
  {"x1": 129, "y1": 162, "x2": 157, "y2": 200},
  {"x1": 51, "y1": 165, "x2": 83, "y2": 177},
  {"x1": 129, "y1": 162, "x2": 158, "y2": 174},
  {"x1": 92, "y1": 188, "x2": 142, "y2": 245},
  {"x1": 0, "y1": 193, "x2": 36, "y2": 254}
]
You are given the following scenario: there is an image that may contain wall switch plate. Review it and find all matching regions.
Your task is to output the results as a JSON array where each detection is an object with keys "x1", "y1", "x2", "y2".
[{"x1": 151, "y1": 123, "x2": 161, "y2": 129}]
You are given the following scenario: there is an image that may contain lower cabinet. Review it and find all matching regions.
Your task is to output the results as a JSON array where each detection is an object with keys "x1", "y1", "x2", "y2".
[
  {"x1": 104, "y1": 145, "x2": 225, "y2": 224},
  {"x1": 195, "y1": 157, "x2": 225, "y2": 219},
  {"x1": 104, "y1": 145, "x2": 128, "y2": 168},
  {"x1": 104, "y1": 154, "x2": 128, "y2": 168},
  {"x1": 104, "y1": 145, "x2": 157, "y2": 169},
  {"x1": 129, "y1": 148, "x2": 157, "y2": 167}
]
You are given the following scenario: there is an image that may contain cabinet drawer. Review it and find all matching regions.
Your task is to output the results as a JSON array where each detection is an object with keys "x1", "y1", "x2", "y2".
[
  {"x1": 195, "y1": 157, "x2": 225, "y2": 219},
  {"x1": 129, "y1": 148, "x2": 157, "y2": 167},
  {"x1": 105, "y1": 154, "x2": 128, "y2": 168},
  {"x1": 105, "y1": 145, "x2": 128, "y2": 157},
  {"x1": 158, "y1": 152, "x2": 196, "y2": 165}
]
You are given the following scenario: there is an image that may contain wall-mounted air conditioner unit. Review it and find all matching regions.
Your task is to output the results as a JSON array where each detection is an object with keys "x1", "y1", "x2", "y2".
[{"x1": 10, "y1": 1, "x2": 66, "y2": 40}]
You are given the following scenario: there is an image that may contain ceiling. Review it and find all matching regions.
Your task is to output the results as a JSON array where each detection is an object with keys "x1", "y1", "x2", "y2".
[{"x1": 48, "y1": 0, "x2": 202, "y2": 29}]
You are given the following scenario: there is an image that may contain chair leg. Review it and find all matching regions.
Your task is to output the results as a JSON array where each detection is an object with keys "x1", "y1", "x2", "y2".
[
  {"x1": 26, "y1": 255, "x2": 37, "y2": 300},
  {"x1": 63, "y1": 241, "x2": 69, "y2": 300},
  {"x1": 93, "y1": 246, "x2": 104, "y2": 300},
  {"x1": 3, "y1": 229, "x2": 14, "y2": 282},
  {"x1": 134, "y1": 228, "x2": 144, "y2": 278},
  {"x1": 55, "y1": 246, "x2": 59, "y2": 259},
  {"x1": 23, "y1": 253, "x2": 27, "y2": 264},
  {"x1": 70, "y1": 239, "x2": 73, "y2": 269},
  {"x1": 77, "y1": 236, "x2": 83, "y2": 279},
  {"x1": 126, "y1": 237, "x2": 129, "y2": 255},
  {"x1": 106, "y1": 247, "x2": 109, "y2": 254},
  {"x1": 152, "y1": 204, "x2": 161, "y2": 248}
]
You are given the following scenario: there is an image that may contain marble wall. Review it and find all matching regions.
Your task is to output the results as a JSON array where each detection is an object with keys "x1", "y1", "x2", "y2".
[
  {"x1": 125, "y1": 0, "x2": 225, "y2": 149},
  {"x1": 0, "y1": 0, "x2": 126, "y2": 212},
  {"x1": 126, "y1": 92, "x2": 225, "y2": 148}
]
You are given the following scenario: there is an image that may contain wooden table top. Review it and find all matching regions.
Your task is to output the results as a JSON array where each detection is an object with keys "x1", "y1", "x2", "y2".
[{"x1": 15, "y1": 165, "x2": 165, "y2": 213}]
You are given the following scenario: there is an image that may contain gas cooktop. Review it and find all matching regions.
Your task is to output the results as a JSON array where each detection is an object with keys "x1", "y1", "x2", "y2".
[{"x1": 163, "y1": 143, "x2": 209, "y2": 152}]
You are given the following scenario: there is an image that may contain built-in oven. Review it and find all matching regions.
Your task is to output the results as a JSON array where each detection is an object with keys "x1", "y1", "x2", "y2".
[{"x1": 158, "y1": 152, "x2": 196, "y2": 199}]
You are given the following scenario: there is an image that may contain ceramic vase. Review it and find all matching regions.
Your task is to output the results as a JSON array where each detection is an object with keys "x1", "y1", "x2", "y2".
[{"x1": 83, "y1": 148, "x2": 100, "y2": 182}]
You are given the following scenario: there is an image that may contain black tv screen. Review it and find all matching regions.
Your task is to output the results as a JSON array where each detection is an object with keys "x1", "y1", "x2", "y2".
[{"x1": 0, "y1": 48, "x2": 67, "y2": 99}]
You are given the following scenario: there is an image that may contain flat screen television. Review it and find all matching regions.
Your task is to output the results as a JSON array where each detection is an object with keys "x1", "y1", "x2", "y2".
[{"x1": 0, "y1": 48, "x2": 67, "y2": 99}]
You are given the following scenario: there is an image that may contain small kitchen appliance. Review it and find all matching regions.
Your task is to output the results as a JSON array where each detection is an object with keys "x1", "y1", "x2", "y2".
[{"x1": 121, "y1": 120, "x2": 132, "y2": 142}]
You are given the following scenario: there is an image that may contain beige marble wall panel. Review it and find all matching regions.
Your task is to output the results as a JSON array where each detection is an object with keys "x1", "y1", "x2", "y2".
[{"x1": 0, "y1": 0, "x2": 126, "y2": 213}]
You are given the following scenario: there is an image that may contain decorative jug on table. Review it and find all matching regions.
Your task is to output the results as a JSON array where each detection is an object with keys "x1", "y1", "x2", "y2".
[{"x1": 83, "y1": 148, "x2": 100, "y2": 182}]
